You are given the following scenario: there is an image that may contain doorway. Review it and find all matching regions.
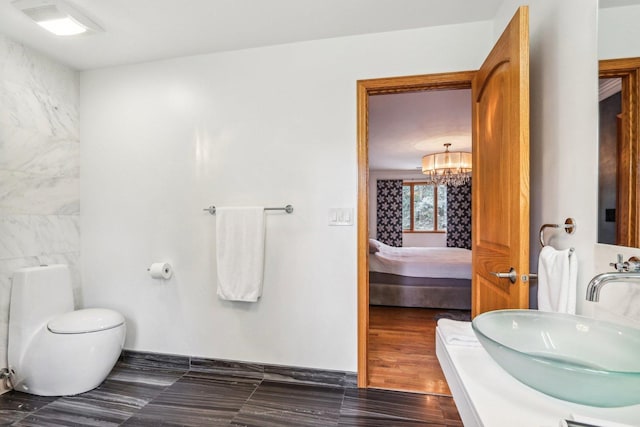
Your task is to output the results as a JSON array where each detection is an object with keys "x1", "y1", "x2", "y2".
[
  {"x1": 356, "y1": 71, "x2": 475, "y2": 389},
  {"x1": 357, "y1": 5, "x2": 531, "y2": 391}
]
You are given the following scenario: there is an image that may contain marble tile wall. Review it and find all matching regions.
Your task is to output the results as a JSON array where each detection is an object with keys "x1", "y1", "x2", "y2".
[{"x1": 0, "y1": 34, "x2": 80, "y2": 392}]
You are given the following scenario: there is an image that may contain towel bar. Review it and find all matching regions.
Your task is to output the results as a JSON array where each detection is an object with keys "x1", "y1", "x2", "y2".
[{"x1": 202, "y1": 205, "x2": 294, "y2": 215}]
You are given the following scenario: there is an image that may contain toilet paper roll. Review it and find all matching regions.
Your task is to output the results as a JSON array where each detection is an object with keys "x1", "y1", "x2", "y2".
[{"x1": 148, "y1": 262, "x2": 172, "y2": 279}]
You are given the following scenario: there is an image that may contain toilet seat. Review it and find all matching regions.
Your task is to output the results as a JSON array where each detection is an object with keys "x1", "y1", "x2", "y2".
[{"x1": 48, "y1": 308, "x2": 125, "y2": 334}]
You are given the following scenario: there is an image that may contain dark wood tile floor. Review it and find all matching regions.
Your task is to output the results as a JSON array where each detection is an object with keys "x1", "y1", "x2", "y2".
[{"x1": 0, "y1": 352, "x2": 463, "y2": 426}]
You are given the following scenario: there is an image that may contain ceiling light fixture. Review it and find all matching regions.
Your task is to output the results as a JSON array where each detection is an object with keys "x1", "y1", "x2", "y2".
[
  {"x1": 12, "y1": 0, "x2": 103, "y2": 36},
  {"x1": 421, "y1": 143, "x2": 472, "y2": 186}
]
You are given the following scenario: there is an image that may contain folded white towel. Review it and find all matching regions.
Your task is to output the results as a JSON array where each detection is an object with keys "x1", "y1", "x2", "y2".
[
  {"x1": 538, "y1": 246, "x2": 578, "y2": 314},
  {"x1": 216, "y1": 207, "x2": 265, "y2": 302},
  {"x1": 559, "y1": 414, "x2": 637, "y2": 427},
  {"x1": 437, "y1": 319, "x2": 481, "y2": 347}
]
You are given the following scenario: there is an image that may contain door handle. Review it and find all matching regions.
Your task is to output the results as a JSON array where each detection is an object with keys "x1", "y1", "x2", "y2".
[{"x1": 490, "y1": 268, "x2": 517, "y2": 284}]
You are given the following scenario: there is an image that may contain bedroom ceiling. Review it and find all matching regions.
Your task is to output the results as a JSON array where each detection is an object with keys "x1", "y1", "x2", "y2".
[{"x1": 368, "y1": 89, "x2": 472, "y2": 171}]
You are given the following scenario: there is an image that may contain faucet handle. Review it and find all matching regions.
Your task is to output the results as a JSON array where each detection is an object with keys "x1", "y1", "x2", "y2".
[
  {"x1": 610, "y1": 254, "x2": 625, "y2": 272},
  {"x1": 623, "y1": 256, "x2": 640, "y2": 272}
]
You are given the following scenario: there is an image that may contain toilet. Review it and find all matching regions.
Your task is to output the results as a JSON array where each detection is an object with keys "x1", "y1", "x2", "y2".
[{"x1": 8, "y1": 264, "x2": 126, "y2": 396}]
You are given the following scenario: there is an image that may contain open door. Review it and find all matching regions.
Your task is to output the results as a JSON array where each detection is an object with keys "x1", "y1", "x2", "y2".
[{"x1": 471, "y1": 6, "x2": 530, "y2": 317}]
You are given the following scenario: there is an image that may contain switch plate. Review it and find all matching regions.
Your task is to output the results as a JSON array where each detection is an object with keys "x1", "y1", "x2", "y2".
[{"x1": 328, "y1": 208, "x2": 354, "y2": 226}]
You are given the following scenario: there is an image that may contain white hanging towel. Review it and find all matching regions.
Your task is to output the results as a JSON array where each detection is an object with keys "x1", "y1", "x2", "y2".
[
  {"x1": 216, "y1": 207, "x2": 265, "y2": 302},
  {"x1": 537, "y1": 246, "x2": 578, "y2": 314}
]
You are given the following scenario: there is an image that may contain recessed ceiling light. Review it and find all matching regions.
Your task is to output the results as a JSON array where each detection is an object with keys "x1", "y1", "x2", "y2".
[
  {"x1": 36, "y1": 16, "x2": 88, "y2": 36},
  {"x1": 12, "y1": 0, "x2": 103, "y2": 36}
]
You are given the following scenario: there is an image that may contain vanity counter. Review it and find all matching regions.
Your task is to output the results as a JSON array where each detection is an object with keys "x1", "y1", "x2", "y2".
[{"x1": 435, "y1": 327, "x2": 640, "y2": 427}]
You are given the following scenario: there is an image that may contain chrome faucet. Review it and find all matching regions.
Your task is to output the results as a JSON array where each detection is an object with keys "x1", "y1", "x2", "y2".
[
  {"x1": 586, "y1": 255, "x2": 640, "y2": 302},
  {"x1": 607, "y1": 253, "x2": 640, "y2": 273}
]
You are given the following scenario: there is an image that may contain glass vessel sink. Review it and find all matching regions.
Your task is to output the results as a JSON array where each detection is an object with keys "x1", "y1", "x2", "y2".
[{"x1": 472, "y1": 309, "x2": 640, "y2": 407}]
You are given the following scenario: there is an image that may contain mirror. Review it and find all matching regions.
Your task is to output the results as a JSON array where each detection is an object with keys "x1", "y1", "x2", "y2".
[{"x1": 597, "y1": 58, "x2": 640, "y2": 247}]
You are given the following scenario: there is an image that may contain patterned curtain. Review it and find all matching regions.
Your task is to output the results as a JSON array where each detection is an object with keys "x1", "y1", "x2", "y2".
[
  {"x1": 376, "y1": 180, "x2": 403, "y2": 247},
  {"x1": 446, "y1": 179, "x2": 472, "y2": 249}
]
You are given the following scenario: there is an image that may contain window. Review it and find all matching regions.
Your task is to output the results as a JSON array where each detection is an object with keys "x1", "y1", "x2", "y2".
[{"x1": 402, "y1": 182, "x2": 447, "y2": 232}]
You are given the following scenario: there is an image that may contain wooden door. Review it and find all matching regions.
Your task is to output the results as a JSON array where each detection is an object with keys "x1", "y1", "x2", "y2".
[{"x1": 472, "y1": 6, "x2": 530, "y2": 317}]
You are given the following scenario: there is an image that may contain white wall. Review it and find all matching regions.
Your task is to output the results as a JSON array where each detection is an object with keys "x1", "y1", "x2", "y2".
[
  {"x1": 79, "y1": 0, "x2": 638, "y2": 373},
  {"x1": 0, "y1": 34, "x2": 80, "y2": 392},
  {"x1": 493, "y1": 0, "x2": 599, "y2": 312},
  {"x1": 403, "y1": 232, "x2": 446, "y2": 247},
  {"x1": 80, "y1": 22, "x2": 493, "y2": 371},
  {"x1": 368, "y1": 169, "x2": 447, "y2": 247},
  {"x1": 599, "y1": 5, "x2": 640, "y2": 60}
]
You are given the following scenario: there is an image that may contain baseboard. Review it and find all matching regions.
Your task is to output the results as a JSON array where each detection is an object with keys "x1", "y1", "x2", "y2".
[{"x1": 119, "y1": 349, "x2": 358, "y2": 389}]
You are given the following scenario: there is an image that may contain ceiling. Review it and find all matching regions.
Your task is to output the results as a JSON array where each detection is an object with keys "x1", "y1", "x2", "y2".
[
  {"x1": 0, "y1": 0, "x2": 507, "y2": 70},
  {"x1": 1, "y1": 0, "x2": 637, "y2": 171},
  {"x1": 367, "y1": 0, "x2": 640, "y2": 172}
]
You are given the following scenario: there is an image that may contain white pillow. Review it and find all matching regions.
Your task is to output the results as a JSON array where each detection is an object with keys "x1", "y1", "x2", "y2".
[{"x1": 369, "y1": 239, "x2": 382, "y2": 253}]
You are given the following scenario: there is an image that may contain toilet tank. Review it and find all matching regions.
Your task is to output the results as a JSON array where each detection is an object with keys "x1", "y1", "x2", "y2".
[{"x1": 9, "y1": 264, "x2": 75, "y2": 352}]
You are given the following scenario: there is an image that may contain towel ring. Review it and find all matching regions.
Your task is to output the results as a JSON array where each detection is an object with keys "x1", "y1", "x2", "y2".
[{"x1": 539, "y1": 218, "x2": 575, "y2": 247}]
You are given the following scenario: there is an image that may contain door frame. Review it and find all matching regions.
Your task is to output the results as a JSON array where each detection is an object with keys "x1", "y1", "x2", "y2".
[
  {"x1": 599, "y1": 58, "x2": 640, "y2": 247},
  {"x1": 356, "y1": 71, "x2": 476, "y2": 387}
]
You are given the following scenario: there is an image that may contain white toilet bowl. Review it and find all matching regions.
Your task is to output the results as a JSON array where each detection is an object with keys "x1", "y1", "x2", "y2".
[{"x1": 8, "y1": 264, "x2": 126, "y2": 396}]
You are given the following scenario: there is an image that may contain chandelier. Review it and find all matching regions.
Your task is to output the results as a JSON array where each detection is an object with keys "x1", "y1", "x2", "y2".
[{"x1": 421, "y1": 143, "x2": 472, "y2": 186}]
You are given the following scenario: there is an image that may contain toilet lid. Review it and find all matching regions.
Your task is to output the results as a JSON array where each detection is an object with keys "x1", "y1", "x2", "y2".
[{"x1": 48, "y1": 308, "x2": 125, "y2": 334}]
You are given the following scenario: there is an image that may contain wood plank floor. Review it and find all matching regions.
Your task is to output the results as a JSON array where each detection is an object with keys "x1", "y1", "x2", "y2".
[{"x1": 368, "y1": 306, "x2": 471, "y2": 394}]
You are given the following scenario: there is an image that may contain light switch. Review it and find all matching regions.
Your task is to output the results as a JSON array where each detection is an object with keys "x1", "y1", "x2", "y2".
[{"x1": 329, "y1": 208, "x2": 354, "y2": 226}]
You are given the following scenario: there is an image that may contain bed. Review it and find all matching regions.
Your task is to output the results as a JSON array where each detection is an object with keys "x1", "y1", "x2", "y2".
[{"x1": 368, "y1": 239, "x2": 472, "y2": 310}]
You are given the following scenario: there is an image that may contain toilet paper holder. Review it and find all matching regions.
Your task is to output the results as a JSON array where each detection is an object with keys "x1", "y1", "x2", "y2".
[{"x1": 147, "y1": 262, "x2": 173, "y2": 279}]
